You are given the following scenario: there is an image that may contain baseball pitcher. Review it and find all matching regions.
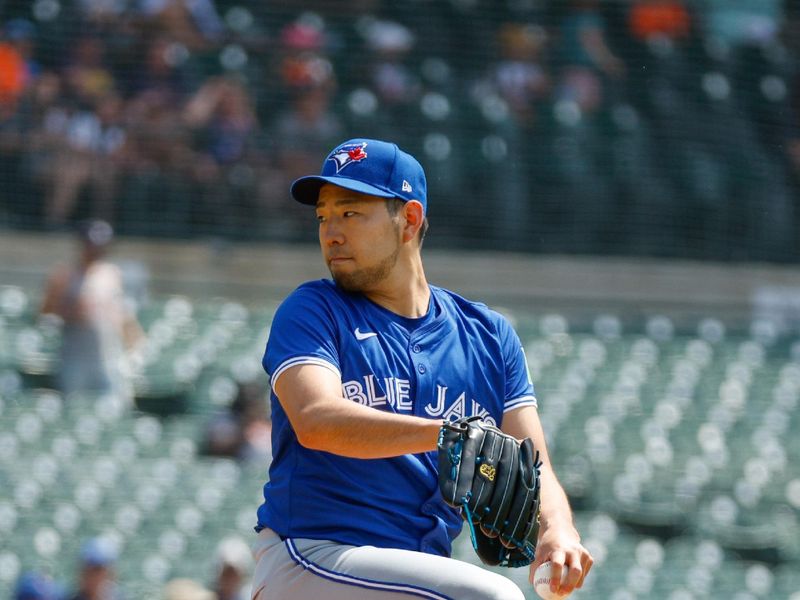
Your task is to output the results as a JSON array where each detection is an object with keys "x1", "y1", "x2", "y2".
[{"x1": 251, "y1": 139, "x2": 593, "y2": 599}]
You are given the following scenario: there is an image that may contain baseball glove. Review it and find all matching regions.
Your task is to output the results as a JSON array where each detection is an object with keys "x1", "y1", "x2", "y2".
[{"x1": 437, "y1": 417, "x2": 542, "y2": 567}]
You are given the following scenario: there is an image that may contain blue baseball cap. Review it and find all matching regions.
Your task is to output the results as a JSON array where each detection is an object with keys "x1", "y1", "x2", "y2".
[
  {"x1": 79, "y1": 537, "x2": 117, "y2": 567},
  {"x1": 14, "y1": 572, "x2": 62, "y2": 600},
  {"x1": 4, "y1": 19, "x2": 35, "y2": 42},
  {"x1": 291, "y1": 138, "x2": 427, "y2": 213}
]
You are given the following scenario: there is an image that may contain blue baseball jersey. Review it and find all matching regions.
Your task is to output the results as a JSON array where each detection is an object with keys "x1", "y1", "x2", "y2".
[{"x1": 256, "y1": 279, "x2": 537, "y2": 557}]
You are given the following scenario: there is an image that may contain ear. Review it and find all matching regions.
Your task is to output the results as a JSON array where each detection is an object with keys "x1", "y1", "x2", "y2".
[{"x1": 401, "y1": 200, "x2": 425, "y2": 244}]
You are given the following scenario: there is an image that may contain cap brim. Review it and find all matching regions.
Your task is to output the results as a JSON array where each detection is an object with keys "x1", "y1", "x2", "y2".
[{"x1": 291, "y1": 175, "x2": 397, "y2": 205}]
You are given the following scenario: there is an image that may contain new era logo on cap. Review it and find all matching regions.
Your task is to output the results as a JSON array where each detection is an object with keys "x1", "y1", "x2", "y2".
[{"x1": 290, "y1": 138, "x2": 428, "y2": 213}]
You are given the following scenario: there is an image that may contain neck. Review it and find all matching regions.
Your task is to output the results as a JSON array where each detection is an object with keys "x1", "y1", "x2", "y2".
[{"x1": 364, "y1": 254, "x2": 430, "y2": 318}]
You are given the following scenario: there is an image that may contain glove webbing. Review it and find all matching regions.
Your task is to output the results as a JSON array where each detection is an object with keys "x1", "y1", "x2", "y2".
[{"x1": 469, "y1": 453, "x2": 543, "y2": 567}]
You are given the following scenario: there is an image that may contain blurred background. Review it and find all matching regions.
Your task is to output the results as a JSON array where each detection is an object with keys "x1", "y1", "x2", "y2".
[{"x1": 1, "y1": 0, "x2": 800, "y2": 599}]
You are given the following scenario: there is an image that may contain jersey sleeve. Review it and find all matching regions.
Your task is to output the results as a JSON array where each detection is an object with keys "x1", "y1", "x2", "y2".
[
  {"x1": 263, "y1": 284, "x2": 341, "y2": 389},
  {"x1": 497, "y1": 317, "x2": 537, "y2": 412}
]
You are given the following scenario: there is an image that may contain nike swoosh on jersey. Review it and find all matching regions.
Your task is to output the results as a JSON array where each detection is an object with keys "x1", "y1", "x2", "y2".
[{"x1": 354, "y1": 328, "x2": 378, "y2": 341}]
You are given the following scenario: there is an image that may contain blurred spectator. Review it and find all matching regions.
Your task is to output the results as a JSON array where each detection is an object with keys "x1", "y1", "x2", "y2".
[
  {"x1": 43, "y1": 30, "x2": 119, "y2": 226},
  {"x1": 465, "y1": 22, "x2": 552, "y2": 248},
  {"x1": 63, "y1": 34, "x2": 116, "y2": 107},
  {"x1": 557, "y1": 0, "x2": 626, "y2": 113},
  {"x1": 279, "y1": 49, "x2": 334, "y2": 98},
  {"x1": 361, "y1": 19, "x2": 420, "y2": 107},
  {"x1": 0, "y1": 62, "x2": 55, "y2": 226},
  {"x1": 279, "y1": 19, "x2": 327, "y2": 56},
  {"x1": 42, "y1": 93, "x2": 127, "y2": 225},
  {"x1": 185, "y1": 77, "x2": 259, "y2": 169},
  {"x1": 68, "y1": 537, "x2": 124, "y2": 600},
  {"x1": 698, "y1": 0, "x2": 784, "y2": 50},
  {"x1": 345, "y1": 18, "x2": 423, "y2": 148},
  {"x1": 272, "y1": 17, "x2": 329, "y2": 105},
  {"x1": 162, "y1": 578, "x2": 215, "y2": 600},
  {"x1": 13, "y1": 572, "x2": 64, "y2": 600},
  {"x1": 77, "y1": 0, "x2": 129, "y2": 27},
  {"x1": 137, "y1": 0, "x2": 223, "y2": 50},
  {"x1": 40, "y1": 220, "x2": 143, "y2": 400},
  {"x1": 275, "y1": 56, "x2": 342, "y2": 142},
  {"x1": 211, "y1": 537, "x2": 252, "y2": 600},
  {"x1": 628, "y1": 0, "x2": 692, "y2": 43},
  {"x1": 0, "y1": 19, "x2": 38, "y2": 118},
  {"x1": 125, "y1": 87, "x2": 191, "y2": 175},
  {"x1": 184, "y1": 76, "x2": 261, "y2": 231},
  {"x1": 126, "y1": 35, "x2": 189, "y2": 105},
  {"x1": 14, "y1": 70, "x2": 66, "y2": 156},
  {"x1": 263, "y1": 21, "x2": 342, "y2": 230},
  {"x1": 120, "y1": 81, "x2": 195, "y2": 234},
  {"x1": 624, "y1": 0, "x2": 694, "y2": 97},
  {"x1": 203, "y1": 379, "x2": 271, "y2": 463},
  {"x1": 271, "y1": 53, "x2": 342, "y2": 186},
  {"x1": 491, "y1": 23, "x2": 551, "y2": 125}
]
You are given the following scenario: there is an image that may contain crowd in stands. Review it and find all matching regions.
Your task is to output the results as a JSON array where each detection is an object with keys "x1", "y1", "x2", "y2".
[{"x1": 1, "y1": 0, "x2": 799, "y2": 260}]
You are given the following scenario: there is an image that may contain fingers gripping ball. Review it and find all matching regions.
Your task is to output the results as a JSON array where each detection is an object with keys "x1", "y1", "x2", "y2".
[
  {"x1": 533, "y1": 561, "x2": 569, "y2": 600},
  {"x1": 437, "y1": 417, "x2": 542, "y2": 567}
]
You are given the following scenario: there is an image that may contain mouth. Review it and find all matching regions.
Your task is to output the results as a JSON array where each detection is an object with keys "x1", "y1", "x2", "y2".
[{"x1": 327, "y1": 257, "x2": 352, "y2": 266}]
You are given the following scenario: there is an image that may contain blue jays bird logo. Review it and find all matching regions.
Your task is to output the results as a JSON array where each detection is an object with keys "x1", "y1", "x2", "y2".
[{"x1": 328, "y1": 142, "x2": 368, "y2": 173}]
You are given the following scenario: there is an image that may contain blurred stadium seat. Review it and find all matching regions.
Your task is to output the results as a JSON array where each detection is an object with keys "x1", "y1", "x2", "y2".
[{"x1": 7, "y1": 289, "x2": 799, "y2": 597}]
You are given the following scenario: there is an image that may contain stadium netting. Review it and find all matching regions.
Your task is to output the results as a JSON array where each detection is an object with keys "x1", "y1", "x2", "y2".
[{"x1": 0, "y1": 1, "x2": 799, "y2": 261}]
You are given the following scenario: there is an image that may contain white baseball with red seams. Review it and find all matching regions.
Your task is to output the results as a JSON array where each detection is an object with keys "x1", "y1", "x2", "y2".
[{"x1": 533, "y1": 561, "x2": 569, "y2": 600}]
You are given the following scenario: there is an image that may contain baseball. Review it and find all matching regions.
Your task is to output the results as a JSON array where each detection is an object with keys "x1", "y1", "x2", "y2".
[{"x1": 533, "y1": 561, "x2": 569, "y2": 600}]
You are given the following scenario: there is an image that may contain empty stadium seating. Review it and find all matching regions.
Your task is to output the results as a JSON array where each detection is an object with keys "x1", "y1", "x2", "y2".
[{"x1": 1, "y1": 284, "x2": 799, "y2": 599}]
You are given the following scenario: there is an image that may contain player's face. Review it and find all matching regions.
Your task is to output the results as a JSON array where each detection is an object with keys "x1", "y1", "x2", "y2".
[{"x1": 316, "y1": 184, "x2": 402, "y2": 293}]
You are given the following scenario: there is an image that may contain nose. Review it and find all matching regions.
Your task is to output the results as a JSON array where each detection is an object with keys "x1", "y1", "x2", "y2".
[{"x1": 320, "y1": 219, "x2": 344, "y2": 247}]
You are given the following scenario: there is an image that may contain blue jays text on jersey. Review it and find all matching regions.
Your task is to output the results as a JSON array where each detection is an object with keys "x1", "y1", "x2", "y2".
[{"x1": 257, "y1": 279, "x2": 537, "y2": 557}]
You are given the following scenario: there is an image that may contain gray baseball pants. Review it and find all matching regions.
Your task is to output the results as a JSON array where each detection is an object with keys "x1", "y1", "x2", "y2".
[{"x1": 250, "y1": 528, "x2": 525, "y2": 600}]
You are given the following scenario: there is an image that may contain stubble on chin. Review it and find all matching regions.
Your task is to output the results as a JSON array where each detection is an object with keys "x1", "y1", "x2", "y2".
[{"x1": 329, "y1": 248, "x2": 399, "y2": 293}]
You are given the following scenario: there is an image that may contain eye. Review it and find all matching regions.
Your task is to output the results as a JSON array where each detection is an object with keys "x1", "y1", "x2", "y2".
[
  {"x1": 316, "y1": 215, "x2": 326, "y2": 223},
  {"x1": 343, "y1": 211, "x2": 357, "y2": 218}
]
